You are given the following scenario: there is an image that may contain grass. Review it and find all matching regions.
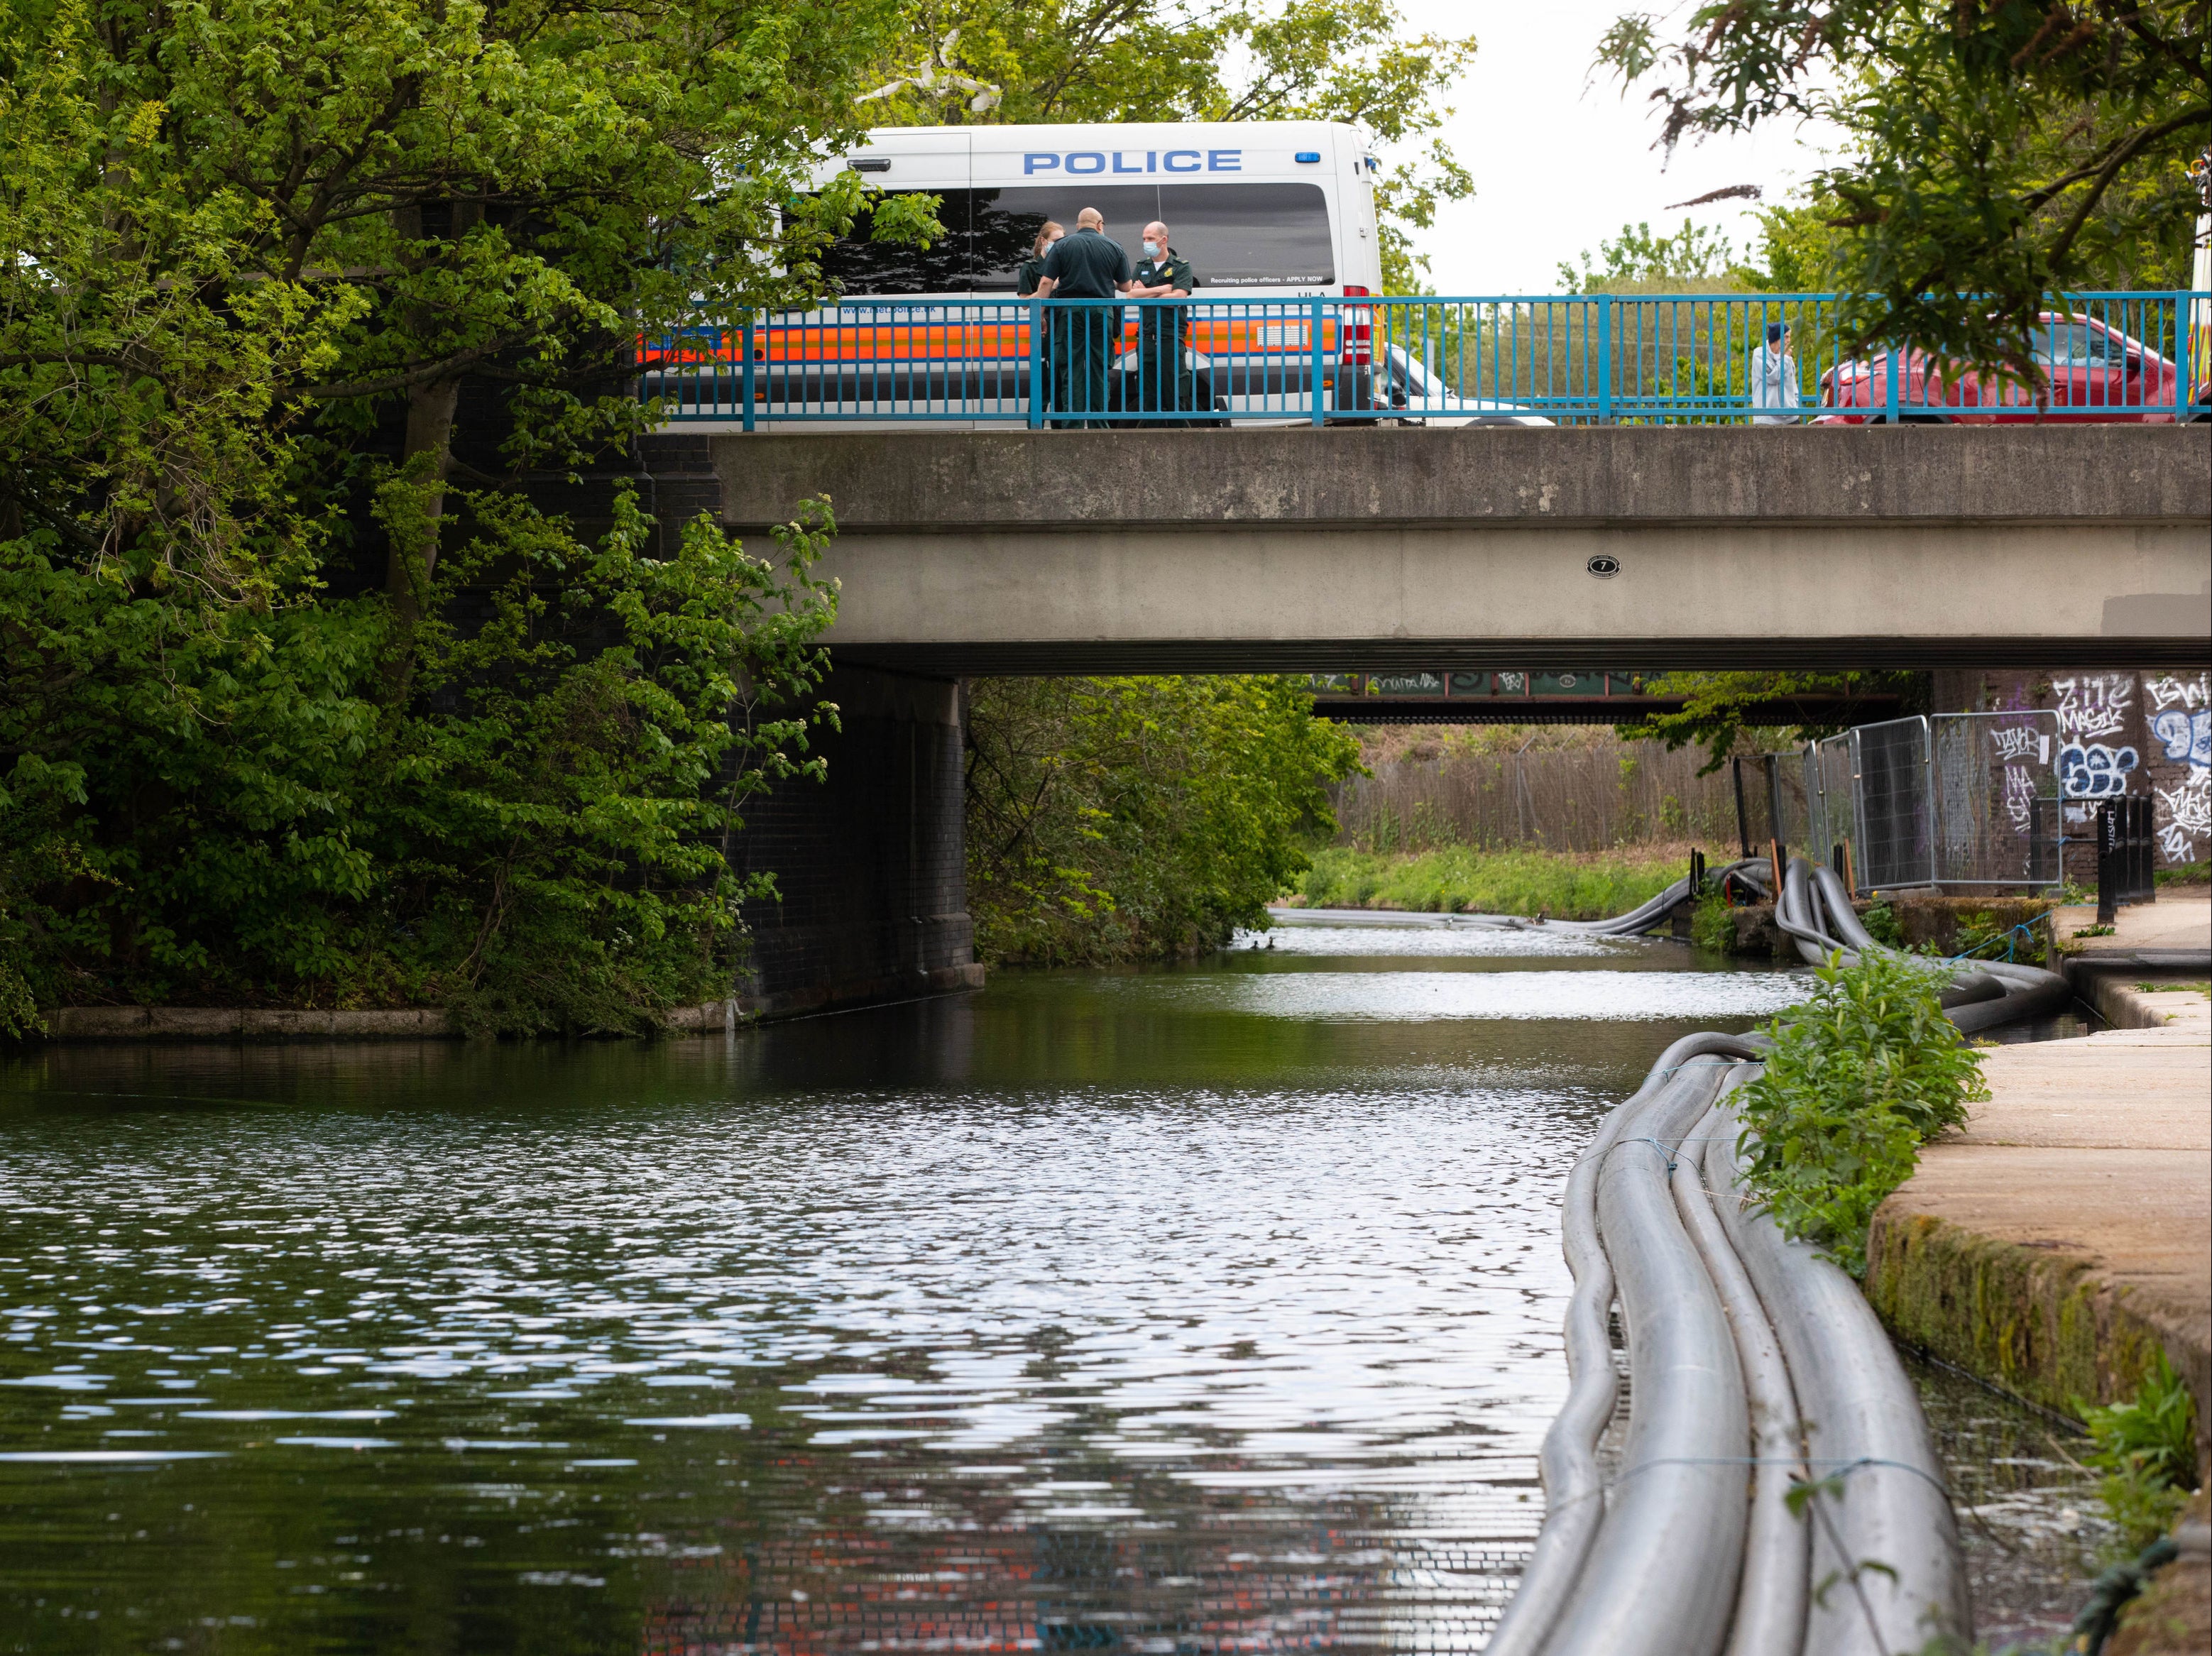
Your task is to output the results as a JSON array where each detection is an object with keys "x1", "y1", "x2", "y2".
[{"x1": 1291, "y1": 844, "x2": 1691, "y2": 920}]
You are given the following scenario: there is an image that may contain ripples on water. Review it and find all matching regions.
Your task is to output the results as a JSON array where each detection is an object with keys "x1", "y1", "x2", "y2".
[{"x1": 0, "y1": 925, "x2": 1806, "y2": 1655}]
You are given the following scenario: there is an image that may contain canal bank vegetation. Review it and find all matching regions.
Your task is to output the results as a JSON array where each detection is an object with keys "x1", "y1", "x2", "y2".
[
  {"x1": 1295, "y1": 844, "x2": 1689, "y2": 920},
  {"x1": 1734, "y1": 953, "x2": 1988, "y2": 1278},
  {"x1": 2082, "y1": 1350, "x2": 2203, "y2": 1554},
  {"x1": 0, "y1": 0, "x2": 921, "y2": 1036},
  {"x1": 963, "y1": 676, "x2": 1361, "y2": 965}
]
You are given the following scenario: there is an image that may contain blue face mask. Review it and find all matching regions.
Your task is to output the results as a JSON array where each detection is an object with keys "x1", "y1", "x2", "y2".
[{"x1": 1143, "y1": 240, "x2": 1161, "y2": 259}]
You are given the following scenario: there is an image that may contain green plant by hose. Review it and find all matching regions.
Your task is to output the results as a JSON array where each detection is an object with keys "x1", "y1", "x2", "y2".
[
  {"x1": 1734, "y1": 951, "x2": 1989, "y2": 1277},
  {"x1": 2078, "y1": 1348, "x2": 2201, "y2": 1556}
]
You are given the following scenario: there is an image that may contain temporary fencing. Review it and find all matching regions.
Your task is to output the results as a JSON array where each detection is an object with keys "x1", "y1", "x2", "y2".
[{"x1": 1740, "y1": 712, "x2": 2064, "y2": 892}]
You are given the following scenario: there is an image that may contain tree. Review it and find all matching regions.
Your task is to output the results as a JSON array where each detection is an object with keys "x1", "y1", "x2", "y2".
[
  {"x1": 965, "y1": 675, "x2": 1361, "y2": 963},
  {"x1": 0, "y1": 0, "x2": 911, "y2": 1031},
  {"x1": 1595, "y1": 0, "x2": 2208, "y2": 383},
  {"x1": 860, "y1": 1, "x2": 1479, "y2": 287},
  {"x1": 1557, "y1": 216, "x2": 1745, "y2": 290},
  {"x1": 1614, "y1": 670, "x2": 1922, "y2": 774}
]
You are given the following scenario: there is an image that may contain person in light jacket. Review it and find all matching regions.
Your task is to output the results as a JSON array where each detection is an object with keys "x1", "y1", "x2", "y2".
[{"x1": 1748, "y1": 322, "x2": 1801, "y2": 424}]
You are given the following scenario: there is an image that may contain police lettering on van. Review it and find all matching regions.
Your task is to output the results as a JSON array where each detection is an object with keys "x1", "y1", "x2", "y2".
[{"x1": 1022, "y1": 150, "x2": 1244, "y2": 175}]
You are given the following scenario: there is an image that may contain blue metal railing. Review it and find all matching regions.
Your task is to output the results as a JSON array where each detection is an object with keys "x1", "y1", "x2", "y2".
[{"x1": 640, "y1": 290, "x2": 2212, "y2": 428}]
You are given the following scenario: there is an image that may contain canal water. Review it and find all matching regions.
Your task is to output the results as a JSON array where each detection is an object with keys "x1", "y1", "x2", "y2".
[{"x1": 0, "y1": 922, "x2": 2097, "y2": 1655}]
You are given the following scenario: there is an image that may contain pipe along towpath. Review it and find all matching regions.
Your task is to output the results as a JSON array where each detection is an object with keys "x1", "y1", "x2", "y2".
[{"x1": 1475, "y1": 860, "x2": 2208, "y2": 1655}]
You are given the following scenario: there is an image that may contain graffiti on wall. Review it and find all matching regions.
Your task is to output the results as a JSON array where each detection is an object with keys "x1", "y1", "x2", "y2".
[
  {"x1": 2147, "y1": 674, "x2": 2212, "y2": 862},
  {"x1": 2059, "y1": 742, "x2": 2139, "y2": 799},
  {"x1": 2053, "y1": 674, "x2": 2133, "y2": 741}
]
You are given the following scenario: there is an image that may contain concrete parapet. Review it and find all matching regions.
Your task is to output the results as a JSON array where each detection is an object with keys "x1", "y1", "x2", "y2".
[{"x1": 716, "y1": 424, "x2": 2212, "y2": 533}]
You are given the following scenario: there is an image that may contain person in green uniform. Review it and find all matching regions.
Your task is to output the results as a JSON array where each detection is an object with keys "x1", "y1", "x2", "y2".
[
  {"x1": 1034, "y1": 207, "x2": 1131, "y2": 429},
  {"x1": 1129, "y1": 219, "x2": 1198, "y2": 424},
  {"x1": 1017, "y1": 221, "x2": 1065, "y2": 422},
  {"x1": 1014, "y1": 220, "x2": 1063, "y2": 299}
]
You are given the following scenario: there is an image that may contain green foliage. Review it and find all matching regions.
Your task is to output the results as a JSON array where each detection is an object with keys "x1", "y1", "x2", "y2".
[
  {"x1": 1861, "y1": 901, "x2": 1903, "y2": 949},
  {"x1": 1690, "y1": 880, "x2": 1735, "y2": 952},
  {"x1": 0, "y1": 0, "x2": 888, "y2": 1033},
  {"x1": 1595, "y1": 2, "x2": 2206, "y2": 383},
  {"x1": 1556, "y1": 217, "x2": 1743, "y2": 290},
  {"x1": 2079, "y1": 1348, "x2": 2201, "y2": 1555},
  {"x1": 1736, "y1": 951, "x2": 1990, "y2": 1277},
  {"x1": 861, "y1": 1, "x2": 1477, "y2": 289},
  {"x1": 965, "y1": 675, "x2": 1360, "y2": 965},
  {"x1": 1615, "y1": 670, "x2": 1923, "y2": 774},
  {"x1": 1298, "y1": 845, "x2": 1687, "y2": 919},
  {"x1": 1, "y1": 491, "x2": 838, "y2": 1033}
]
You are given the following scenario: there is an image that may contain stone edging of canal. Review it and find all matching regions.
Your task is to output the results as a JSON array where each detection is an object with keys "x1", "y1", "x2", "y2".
[
  {"x1": 29, "y1": 963, "x2": 988, "y2": 1039},
  {"x1": 1867, "y1": 942, "x2": 2211, "y2": 1655}
]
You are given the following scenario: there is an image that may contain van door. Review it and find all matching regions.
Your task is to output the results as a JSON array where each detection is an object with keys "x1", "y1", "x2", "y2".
[{"x1": 821, "y1": 131, "x2": 975, "y2": 297}]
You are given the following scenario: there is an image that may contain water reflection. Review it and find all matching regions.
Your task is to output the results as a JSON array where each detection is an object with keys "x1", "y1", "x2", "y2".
[{"x1": 0, "y1": 926, "x2": 1805, "y2": 1655}]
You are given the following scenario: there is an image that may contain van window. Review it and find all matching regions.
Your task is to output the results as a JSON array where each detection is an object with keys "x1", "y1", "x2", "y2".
[
  {"x1": 1156, "y1": 183, "x2": 1334, "y2": 286},
  {"x1": 971, "y1": 182, "x2": 1335, "y2": 290},
  {"x1": 971, "y1": 185, "x2": 1160, "y2": 291},
  {"x1": 815, "y1": 190, "x2": 974, "y2": 295}
]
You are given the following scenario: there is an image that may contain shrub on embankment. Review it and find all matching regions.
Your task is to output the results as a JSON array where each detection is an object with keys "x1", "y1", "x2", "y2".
[
  {"x1": 1293, "y1": 845, "x2": 1689, "y2": 920},
  {"x1": 1733, "y1": 952, "x2": 1988, "y2": 1278},
  {"x1": 964, "y1": 676, "x2": 1362, "y2": 965}
]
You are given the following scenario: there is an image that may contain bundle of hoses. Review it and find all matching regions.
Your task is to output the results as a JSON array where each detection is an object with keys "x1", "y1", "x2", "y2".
[
  {"x1": 1770, "y1": 854, "x2": 2071, "y2": 1035},
  {"x1": 1483, "y1": 1031, "x2": 1971, "y2": 1656},
  {"x1": 1486, "y1": 863, "x2": 2083, "y2": 1653},
  {"x1": 1513, "y1": 858, "x2": 1776, "y2": 938}
]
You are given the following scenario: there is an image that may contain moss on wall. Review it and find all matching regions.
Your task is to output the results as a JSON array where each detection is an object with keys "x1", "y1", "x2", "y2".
[{"x1": 1864, "y1": 1207, "x2": 2177, "y2": 1419}]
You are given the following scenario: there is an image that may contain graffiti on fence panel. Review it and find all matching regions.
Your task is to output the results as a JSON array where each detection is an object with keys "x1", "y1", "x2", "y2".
[
  {"x1": 2059, "y1": 742, "x2": 2138, "y2": 799},
  {"x1": 2053, "y1": 674, "x2": 2133, "y2": 742}
]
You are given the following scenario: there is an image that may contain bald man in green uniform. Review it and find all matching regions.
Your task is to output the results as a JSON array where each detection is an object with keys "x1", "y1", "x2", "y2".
[
  {"x1": 1035, "y1": 207, "x2": 1131, "y2": 429},
  {"x1": 1130, "y1": 219, "x2": 1199, "y2": 425}
]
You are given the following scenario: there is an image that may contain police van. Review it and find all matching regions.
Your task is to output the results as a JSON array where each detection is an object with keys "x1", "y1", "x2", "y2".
[
  {"x1": 821, "y1": 121, "x2": 1385, "y2": 301},
  {"x1": 669, "y1": 122, "x2": 1414, "y2": 429}
]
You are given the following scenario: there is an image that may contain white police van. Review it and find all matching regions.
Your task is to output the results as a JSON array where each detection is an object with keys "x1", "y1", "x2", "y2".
[
  {"x1": 819, "y1": 121, "x2": 1386, "y2": 300},
  {"x1": 674, "y1": 124, "x2": 1547, "y2": 427}
]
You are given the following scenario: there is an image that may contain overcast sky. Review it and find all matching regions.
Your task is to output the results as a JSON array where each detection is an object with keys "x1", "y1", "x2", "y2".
[{"x1": 1386, "y1": 0, "x2": 1843, "y2": 292}]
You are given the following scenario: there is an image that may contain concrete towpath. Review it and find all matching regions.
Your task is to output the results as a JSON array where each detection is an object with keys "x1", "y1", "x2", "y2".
[{"x1": 1867, "y1": 892, "x2": 2212, "y2": 1463}]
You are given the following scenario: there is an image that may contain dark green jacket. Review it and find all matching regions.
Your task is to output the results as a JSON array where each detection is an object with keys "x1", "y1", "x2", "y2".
[
  {"x1": 1040, "y1": 228, "x2": 1130, "y2": 299},
  {"x1": 1132, "y1": 250, "x2": 1198, "y2": 346}
]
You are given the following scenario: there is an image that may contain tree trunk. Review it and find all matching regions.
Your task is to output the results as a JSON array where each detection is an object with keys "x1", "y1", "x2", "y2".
[{"x1": 385, "y1": 375, "x2": 461, "y2": 628}]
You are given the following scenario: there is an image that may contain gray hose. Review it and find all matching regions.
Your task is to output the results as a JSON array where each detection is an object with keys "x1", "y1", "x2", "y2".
[
  {"x1": 1540, "y1": 1063, "x2": 1749, "y2": 1656},
  {"x1": 1705, "y1": 1102, "x2": 1969, "y2": 1656},
  {"x1": 1785, "y1": 857, "x2": 2069, "y2": 1034},
  {"x1": 1482, "y1": 1033, "x2": 1762, "y2": 1656},
  {"x1": 1680, "y1": 1090, "x2": 1810, "y2": 1656}
]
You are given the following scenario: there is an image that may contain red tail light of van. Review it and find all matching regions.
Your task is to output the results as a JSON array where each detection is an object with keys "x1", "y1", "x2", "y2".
[{"x1": 1341, "y1": 285, "x2": 1374, "y2": 366}]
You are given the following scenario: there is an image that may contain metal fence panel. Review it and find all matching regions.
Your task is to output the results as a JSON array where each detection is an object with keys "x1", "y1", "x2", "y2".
[
  {"x1": 1931, "y1": 712, "x2": 2062, "y2": 886},
  {"x1": 1849, "y1": 717, "x2": 1934, "y2": 889},
  {"x1": 642, "y1": 290, "x2": 2212, "y2": 427}
]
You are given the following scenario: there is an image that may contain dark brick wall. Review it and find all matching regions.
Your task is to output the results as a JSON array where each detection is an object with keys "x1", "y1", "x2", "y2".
[
  {"x1": 1934, "y1": 667, "x2": 2211, "y2": 875},
  {"x1": 728, "y1": 667, "x2": 977, "y2": 1015}
]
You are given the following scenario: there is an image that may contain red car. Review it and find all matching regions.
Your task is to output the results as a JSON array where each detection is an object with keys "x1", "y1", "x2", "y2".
[{"x1": 1816, "y1": 311, "x2": 2208, "y2": 423}]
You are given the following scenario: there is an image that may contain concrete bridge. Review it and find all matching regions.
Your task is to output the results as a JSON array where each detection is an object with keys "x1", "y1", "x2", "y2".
[
  {"x1": 711, "y1": 424, "x2": 2210, "y2": 675},
  {"x1": 608, "y1": 422, "x2": 2209, "y2": 1018}
]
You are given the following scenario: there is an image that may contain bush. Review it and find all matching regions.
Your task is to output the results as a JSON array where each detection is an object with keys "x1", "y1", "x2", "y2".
[
  {"x1": 1, "y1": 492, "x2": 837, "y2": 1035},
  {"x1": 1690, "y1": 880, "x2": 1735, "y2": 951},
  {"x1": 965, "y1": 676, "x2": 1360, "y2": 964},
  {"x1": 1734, "y1": 951, "x2": 1989, "y2": 1276}
]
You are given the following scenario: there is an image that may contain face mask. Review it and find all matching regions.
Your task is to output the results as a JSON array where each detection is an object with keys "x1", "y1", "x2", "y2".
[{"x1": 1142, "y1": 241, "x2": 1161, "y2": 259}]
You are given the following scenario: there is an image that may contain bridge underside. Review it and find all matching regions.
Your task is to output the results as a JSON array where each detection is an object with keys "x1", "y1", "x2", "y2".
[{"x1": 712, "y1": 426, "x2": 2210, "y2": 676}]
